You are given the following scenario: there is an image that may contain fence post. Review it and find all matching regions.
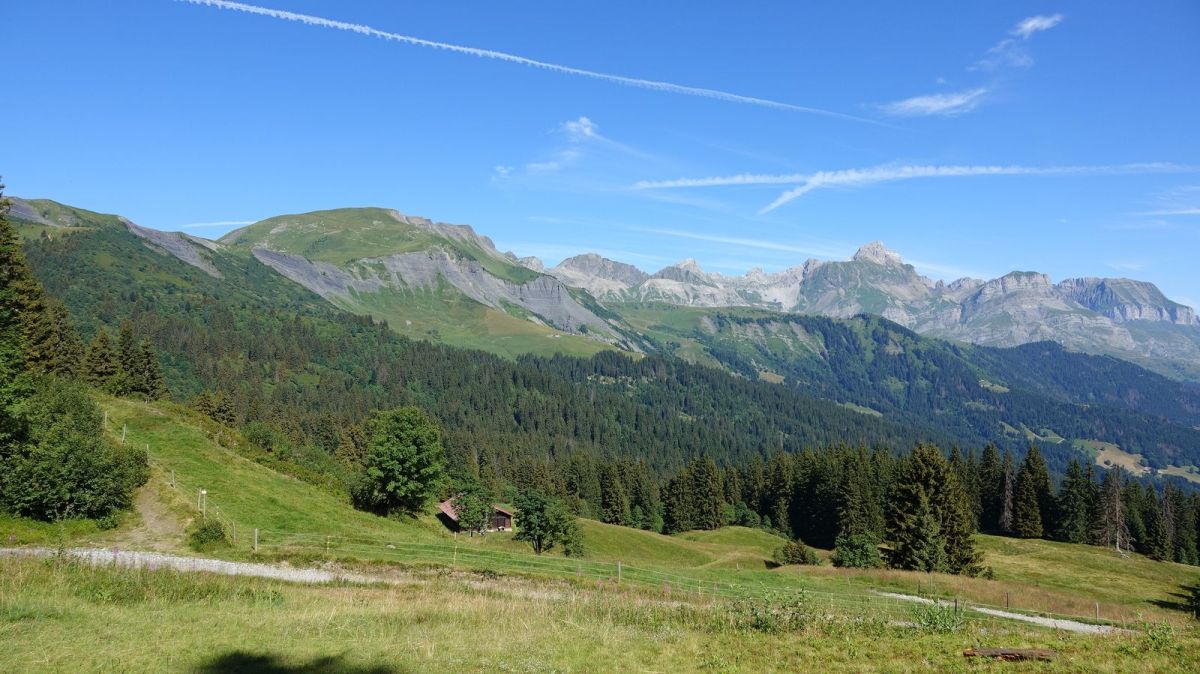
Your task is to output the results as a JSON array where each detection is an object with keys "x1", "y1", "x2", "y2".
[
  {"x1": 325, "y1": 535, "x2": 330, "y2": 554},
  {"x1": 1006, "y1": 592, "x2": 1010, "y2": 609},
  {"x1": 617, "y1": 561, "x2": 622, "y2": 584},
  {"x1": 1095, "y1": 602, "x2": 1100, "y2": 621},
  {"x1": 453, "y1": 543, "x2": 458, "y2": 568},
  {"x1": 121, "y1": 425, "x2": 127, "y2": 446},
  {"x1": 254, "y1": 528, "x2": 259, "y2": 553},
  {"x1": 954, "y1": 598, "x2": 959, "y2": 616}
]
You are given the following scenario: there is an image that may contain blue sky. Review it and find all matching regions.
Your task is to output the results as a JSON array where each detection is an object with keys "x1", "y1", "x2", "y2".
[{"x1": 3, "y1": 1, "x2": 1198, "y2": 305}]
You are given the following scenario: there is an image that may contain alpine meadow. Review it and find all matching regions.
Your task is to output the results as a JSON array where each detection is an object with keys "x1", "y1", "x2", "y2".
[{"x1": 2, "y1": 2, "x2": 1200, "y2": 672}]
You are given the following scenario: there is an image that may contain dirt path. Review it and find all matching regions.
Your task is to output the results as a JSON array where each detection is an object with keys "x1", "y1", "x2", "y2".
[
  {"x1": 873, "y1": 591, "x2": 1133, "y2": 635},
  {"x1": 1, "y1": 547, "x2": 389, "y2": 585}
]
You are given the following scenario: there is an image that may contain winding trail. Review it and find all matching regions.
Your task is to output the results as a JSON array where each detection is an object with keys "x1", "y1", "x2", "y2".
[
  {"x1": 873, "y1": 591, "x2": 1134, "y2": 635},
  {"x1": 0, "y1": 547, "x2": 389, "y2": 586}
]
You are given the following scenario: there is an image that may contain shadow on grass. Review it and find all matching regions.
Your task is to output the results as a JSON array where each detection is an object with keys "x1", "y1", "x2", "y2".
[
  {"x1": 193, "y1": 651, "x2": 403, "y2": 674},
  {"x1": 1147, "y1": 582, "x2": 1199, "y2": 615}
]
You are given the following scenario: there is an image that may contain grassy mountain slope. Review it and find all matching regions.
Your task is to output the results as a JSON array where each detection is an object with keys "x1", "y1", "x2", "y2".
[{"x1": 4, "y1": 398, "x2": 1199, "y2": 672}]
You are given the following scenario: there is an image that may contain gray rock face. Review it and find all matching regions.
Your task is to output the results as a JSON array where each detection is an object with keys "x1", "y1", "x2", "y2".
[
  {"x1": 544, "y1": 245, "x2": 1200, "y2": 380},
  {"x1": 124, "y1": 220, "x2": 223, "y2": 278},
  {"x1": 6, "y1": 198, "x2": 53, "y2": 226},
  {"x1": 551, "y1": 253, "x2": 649, "y2": 298}
]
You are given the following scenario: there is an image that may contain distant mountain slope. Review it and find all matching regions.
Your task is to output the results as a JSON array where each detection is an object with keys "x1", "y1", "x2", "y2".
[
  {"x1": 219, "y1": 207, "x2": 647, "y2": 356},
  {"x1": 547, "y1": 243, "x2": 1200, "y2": 381},
  {"x1": 621, "y1": 304, "x2": 1200, "y2": 472}
]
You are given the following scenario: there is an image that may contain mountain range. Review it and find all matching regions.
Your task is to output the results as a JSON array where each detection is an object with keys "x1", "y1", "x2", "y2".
[{"x1": 10, "y1": 195, "x2": 1200, "y2": 483}]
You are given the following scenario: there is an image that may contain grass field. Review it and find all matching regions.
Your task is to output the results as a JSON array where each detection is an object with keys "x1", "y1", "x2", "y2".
[{"x1": 3, "y1": 398, "x2": 1200, "y2": 671}]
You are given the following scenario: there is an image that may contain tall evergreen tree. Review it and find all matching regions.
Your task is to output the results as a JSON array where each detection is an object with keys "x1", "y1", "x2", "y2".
[
  {"x1": 999, "y1": 450, "x2": 1015, "y2": 534},
  {"x1": 1144, "y1": 486, "x2": 1172, "y2": 562},
  {"x1": 598, "y1": 461, "x2": 631, "y2": 526},
  {"x1": 885, "y1": 444, "x2": 980, "y2": 575},
  {"x1": 83, "y1": 328, "x2": 120, "y2": 391},
  {"x1": 690, "y1": 455, "x2": 724, "y2": 530},
  {"x1": 135, "y1": 337, "x2": 167, "y2": 399},
  {"x1": 1013, "y1": 445, "x2": 1052, "y2": 538},
  {"x1": 978, "y1": 444, "x2": 1003, "y2": 532},
  {"x1": 23, "y1": 299, "x2": 82, "y2": 378},
  {"x1": 1093, "y1": 467, "x2": 1131, "y2": 553},
  {"x1": 1055, "y1": 458, "x2": 1096, "y2": 544}
]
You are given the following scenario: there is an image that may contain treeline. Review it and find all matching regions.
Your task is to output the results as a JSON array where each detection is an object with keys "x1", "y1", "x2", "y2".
[
  {"x1": 695, "y1": 313, "x2": 1200, "y2": 468},
  {"x1": 0, "y1": 185, "x2": 154, "y2": 524}
]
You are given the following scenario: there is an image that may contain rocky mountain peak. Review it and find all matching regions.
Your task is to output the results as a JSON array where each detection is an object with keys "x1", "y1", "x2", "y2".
[{"x1": 852, "y1": 241, "x2": 904, "y2": 266}]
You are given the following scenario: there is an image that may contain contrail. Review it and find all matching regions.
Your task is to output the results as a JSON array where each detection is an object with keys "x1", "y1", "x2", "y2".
[{"x1": 178, "y1": 0, "x2": 877, "y2": 123}]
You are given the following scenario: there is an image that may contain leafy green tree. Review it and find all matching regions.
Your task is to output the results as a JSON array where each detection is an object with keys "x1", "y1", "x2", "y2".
[
  {"x1": 453, "y1": 485, "x2": 493, "y2": 536},
  {"x1": 832, "y1": 532, "x2": 883, "y2": 568},
  {"x1": 0, "y1": 377, "x2": 147, "y2": 520},
  {"x1": 773, "y1": 538, "x2": 820, "y2": 566},
  {"x1": 514, "y1": 490, "x2": 582, "y2": 556},
  {"x1": 352, "y1": 406, "x2": 446, "y2": 515}
]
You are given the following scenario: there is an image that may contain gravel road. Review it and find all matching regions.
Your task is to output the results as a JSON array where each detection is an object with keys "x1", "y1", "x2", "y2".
[{"x1": 873, "y1": 591, "x2": 1133, "y2": 635}]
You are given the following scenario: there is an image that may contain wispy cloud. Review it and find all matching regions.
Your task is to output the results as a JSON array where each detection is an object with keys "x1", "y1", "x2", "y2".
[
  {"x1": 1141, "y1": 208, "x2": 1200, "y2": 216},
  {"x1": 975, "y1": 14, "x2": 1065, "y2": 71},
  {"x1": 179, "y1": 0, "x2": 876, "y2": 123},
  {"x1": 642, "y1": 228, "x2": 845, "y2": 259},
  {"x1": 1012, "y1": 14, "x2": 1065, "y2": 39},
  {"x1": 1106, "y1": 260, "x2": 1146, "y2": 272},
  {"x1": 633, "y1": 162, "x2": 1197, "y2": 214},
  {"x1": 878, "y1": 87, "x2": 989, "y2": 117},
  {"x1": 174, "y1": 219, "x2": 255, "y2": 230},
  {"x1": 882, "y1": 14, "x2": 1064, "y2": 116}
]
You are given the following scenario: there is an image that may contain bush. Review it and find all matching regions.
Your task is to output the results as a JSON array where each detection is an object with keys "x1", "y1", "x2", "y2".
[
  {"x1": 909, "y1": 601, "x2": 964, "y2": 633},
  {"x1": 730, "y1": 590, "x2": 811, "y2": 633},
  {"x1": 831, "y1": 533, "x2": 883, "y2": 568},
  {"x1": 188, "y1": 517, "x2": 230, "y2": 551},
  {"x1": 0, "y1": 377, "x2": 148, "y2": 520},
  {"x1": 773, "y1": 539, "x2": 820, "y2": 566}
]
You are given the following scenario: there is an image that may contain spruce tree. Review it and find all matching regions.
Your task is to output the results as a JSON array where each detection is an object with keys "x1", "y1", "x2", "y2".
[
  {"x1": 1013, "y1": 446, "x2": 1051, "y2": 538},
  {"x1": 999, "y1": 450, "x2": 1015, "y2": 534},
  {"x1": 1055, "y1": 458, "x2": 1096, "y2": 544},
  {"x1": 83, "y1": 328, "x2": 120, "y2": 391},
  {"x1": 598, "y1": 462, "x2": 631, "y2": 525},
  {"x1": 690, "y1": 456, "x2": 724, "y2": 530},
  {"x1": 978, "y1": 445, "x2": 1001, "y2": 529},
  {"x1": 1093, "y1": 468, "x2": 1131, "y2": 552},
  {"x1": 885, "y1": 444, "x2": 980, "y2": 574},
  {"x1": 135, "y1": 338, "x2": 167, "y2": 399},
  {"x1": 1144, "y1": 487, "x2": 1171, "y2": 561},
  {"x1": 23, "y1": 300, "x2": 82, "y2": 378}
]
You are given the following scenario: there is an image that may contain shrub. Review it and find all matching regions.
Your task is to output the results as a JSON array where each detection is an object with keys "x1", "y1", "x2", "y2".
[
  {"x1": 188, "y1": 517, "x2": 230, "y2": 551},
  {"x1": 909, "y1": 601, "x2": 964, "y2": 633},
  {"x1": 831, "y1": 533, "x2": 883, "y2": 568},
  {"x1": 0, "y1": 377, "x2": 148, "y2": 520},
  {"x1": 773, "y1": 539, "x2": 820, "y2": 566},
  {"x1": 730, "y1": 590, "x2": 811, "y2": 633}
]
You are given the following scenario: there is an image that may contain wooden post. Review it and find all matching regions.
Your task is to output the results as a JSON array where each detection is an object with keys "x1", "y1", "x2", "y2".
[
  {"x1": 325, "y1": 535, "x2": 330, "y2": 554},
  {"x1": 121, "y1": 425, "x2": 127, "y2": 445},
  {"x1": 617, "y1": 561, "x2": 622, "y2": 584},
  {"x1": 171, "y1": 470, "x2": 176, "y2": 488},
  {"x1": 253, "y1": 528, "x2": 259, "y2": 552},
  {"x1": 954, "y1": 598, "x2": 959, "y2": 616},
  {"x1": 1006, "y1": 592, "x2": 1010, "y2": 609},
  {"x1": 1094, "y1": 602, "x2": 1100, "y2": 621},
  {"x1": 453, "y1": 543, "x2": 458, "y2": 568}
]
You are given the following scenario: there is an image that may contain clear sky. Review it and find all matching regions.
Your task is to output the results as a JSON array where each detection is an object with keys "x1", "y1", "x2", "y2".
[{"x1": 3, "y1": 1, "x2": 1198, "y2": 305}]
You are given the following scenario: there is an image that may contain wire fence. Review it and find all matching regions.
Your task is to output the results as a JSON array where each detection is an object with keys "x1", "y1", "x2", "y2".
[{"x1": 144, "y1": 455, "x2": 1138, "y2": 632}]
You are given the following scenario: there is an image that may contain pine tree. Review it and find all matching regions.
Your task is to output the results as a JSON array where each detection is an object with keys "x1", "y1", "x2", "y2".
[
  {"x1": 22, "y1": 300, "x2": 82, "y2": 378},
  {"x1": 978, "y1": 444, "x2": 1003, "y2": 531},
  {"x1": 83, "y1": 328, "x2": 120, "y2": 391},
  {"x1": 117, "y1": 320, "x2": 139, "y2": 387},
  {"x1": 1013, "y1": 446, "x2": 1051, "y2": 538},
  {"x1": 1144, "y1": 487, "x2": 1171, "y2": 561},
  {"x1": 598, "y1": 462, "x2": 631, "y2": 526},
  {"x1": 1092, "y1": 468, "x2": 1132, "y2": 553},
  {"x1": 690, "y1": 456, "x2": 724, "y2": 530},
  {"x1": 885, "y1": 444, "x2": 980, "y2": 574},
  {"x1": 135, "y1": 338, "x2": 167, "y2": 399},
  {"x1": 999, "y1": 450, "x2": 1015, "y2": 534},
  {"x1": 1055, "y1": 458, "x2": 1096, "y2": 544}
]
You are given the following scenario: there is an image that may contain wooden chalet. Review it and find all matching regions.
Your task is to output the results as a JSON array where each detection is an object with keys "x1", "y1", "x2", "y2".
[{"x1": 438, "y1": 497, "x2": 514, "y2": 532}]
